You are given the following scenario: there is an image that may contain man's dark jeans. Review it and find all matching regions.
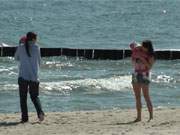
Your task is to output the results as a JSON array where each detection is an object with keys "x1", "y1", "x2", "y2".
[{"x1": 18, "y1": 77, "x2": 44, "y2": 122}]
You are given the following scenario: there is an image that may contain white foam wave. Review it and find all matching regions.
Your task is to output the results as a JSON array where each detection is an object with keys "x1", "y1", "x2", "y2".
[
  {"x1": 152, "y1": 75, "x2": 175, "y2": 83},
  {"x1": 0, "y1": 66, "x2": 17, "y2": 75},
  {"x1": 40, "y1": 75, "x2": 132, "y2": 93},
  {"x1": 0, "y1": 84, "x2": 18, "y2": 91},
  {"x1": 43, "y1": 61, "x2": 74, "y2": 68},
  {"x1": 0, "y1": 68, "x2": 10, "y2": 72}
]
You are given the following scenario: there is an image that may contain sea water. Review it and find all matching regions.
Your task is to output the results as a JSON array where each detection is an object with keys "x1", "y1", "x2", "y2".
[{"x1": 0, "y1": 0, "x2": 180, "y2": 113}]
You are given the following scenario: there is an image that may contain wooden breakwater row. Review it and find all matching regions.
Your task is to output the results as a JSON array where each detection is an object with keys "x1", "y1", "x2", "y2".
[{"x1": 1, "y1": 46, "x2": 180, "y2": 60}]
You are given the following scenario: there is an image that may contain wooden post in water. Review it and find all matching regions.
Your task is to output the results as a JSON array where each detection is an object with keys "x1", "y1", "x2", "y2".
[{"x1": 1, "y1": 45, "x2": 180, "y2": 60}]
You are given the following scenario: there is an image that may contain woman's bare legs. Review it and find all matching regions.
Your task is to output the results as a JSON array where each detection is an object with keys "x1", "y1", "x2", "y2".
[
  {"x1": 132, "y1": 83, "x2": 142, "y2": 122},
  {"x1": 142, "y1": 84, "x2": 153, "y2": 121}
]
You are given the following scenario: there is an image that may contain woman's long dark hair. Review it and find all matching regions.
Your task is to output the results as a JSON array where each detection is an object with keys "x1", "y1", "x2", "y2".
[
  {"x1": 142, "y1": 40, "x2": 155, "y2": 57},
  {"x1": 25, "y1": 32, "x2": 37, "y2": 57}
]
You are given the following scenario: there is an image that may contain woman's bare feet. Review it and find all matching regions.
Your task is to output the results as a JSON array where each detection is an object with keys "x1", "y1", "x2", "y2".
[
  {"x1": 148, "y1": 116, "x2": 153, "y2": 122},
  {"x1": 133, "y1": 118, "x2": 141, "y2": 123},
  {"x1": 38, "y1": 113, "x2": 45, "y2": 122}
]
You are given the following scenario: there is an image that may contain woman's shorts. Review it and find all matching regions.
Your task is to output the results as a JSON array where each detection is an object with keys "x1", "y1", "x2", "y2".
[{"x1": 132, "y1": 72, "x2": 150, "y2": 85}]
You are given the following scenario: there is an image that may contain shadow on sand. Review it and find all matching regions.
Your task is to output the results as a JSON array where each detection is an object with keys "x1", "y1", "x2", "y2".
[
  {"x1": 0, "y1": 121, "x2": 20, "y2": 127},
  {"x1": 115, "y1": 120, "x2": 138, "y2": 125},
  {"x1": 104, "y1": 120, "x2": 139, "y2": 126}
]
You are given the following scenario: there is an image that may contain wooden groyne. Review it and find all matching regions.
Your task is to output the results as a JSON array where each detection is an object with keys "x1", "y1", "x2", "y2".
[{"x1": 1, "y1": 46, "x2": 180, "y2": 60}]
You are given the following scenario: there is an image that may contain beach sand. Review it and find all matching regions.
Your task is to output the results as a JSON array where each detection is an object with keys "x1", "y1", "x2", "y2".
[{"x1": 0, "y1": 108, "x2": 180, "y2": 135}]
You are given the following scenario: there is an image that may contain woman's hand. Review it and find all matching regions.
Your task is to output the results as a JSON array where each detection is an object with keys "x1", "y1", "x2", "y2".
[{"x1": 140, "y1": 56, "x2": 155, "y2": 70}]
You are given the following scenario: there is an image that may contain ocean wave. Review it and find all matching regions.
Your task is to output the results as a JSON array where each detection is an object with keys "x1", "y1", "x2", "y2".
[
  {"x1": 1, "y1": 73, "x2": 178, "y2": 94},
  {"x1": 0, "y1": 84, "x2": 18, "y2": 91},
  {"x1": 152, "y1": 74, "x2": 175, "y2": 83},
  {"x1": 40, "y1": 75, "x2": 132, "y2": 95},
  {"x1": 44, "y1": 61, "x2": 74, "y2": 68},
  {"x1": 0, "y1": 68, "x2": 17, "y2": 76}
]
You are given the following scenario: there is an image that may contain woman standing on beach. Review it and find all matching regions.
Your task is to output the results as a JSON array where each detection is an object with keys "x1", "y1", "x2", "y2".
[
  {"x1": 130, "y1": 40, "x2": 155, "y2": 122},
  {"x1": 15, "y1": 32, "x2": 44, "y2": 123}
]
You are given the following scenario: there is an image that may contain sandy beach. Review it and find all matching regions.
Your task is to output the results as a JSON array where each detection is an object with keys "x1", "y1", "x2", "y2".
[{"x1": 0, "y1": 108, "x2": 180, "y2": 135}]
